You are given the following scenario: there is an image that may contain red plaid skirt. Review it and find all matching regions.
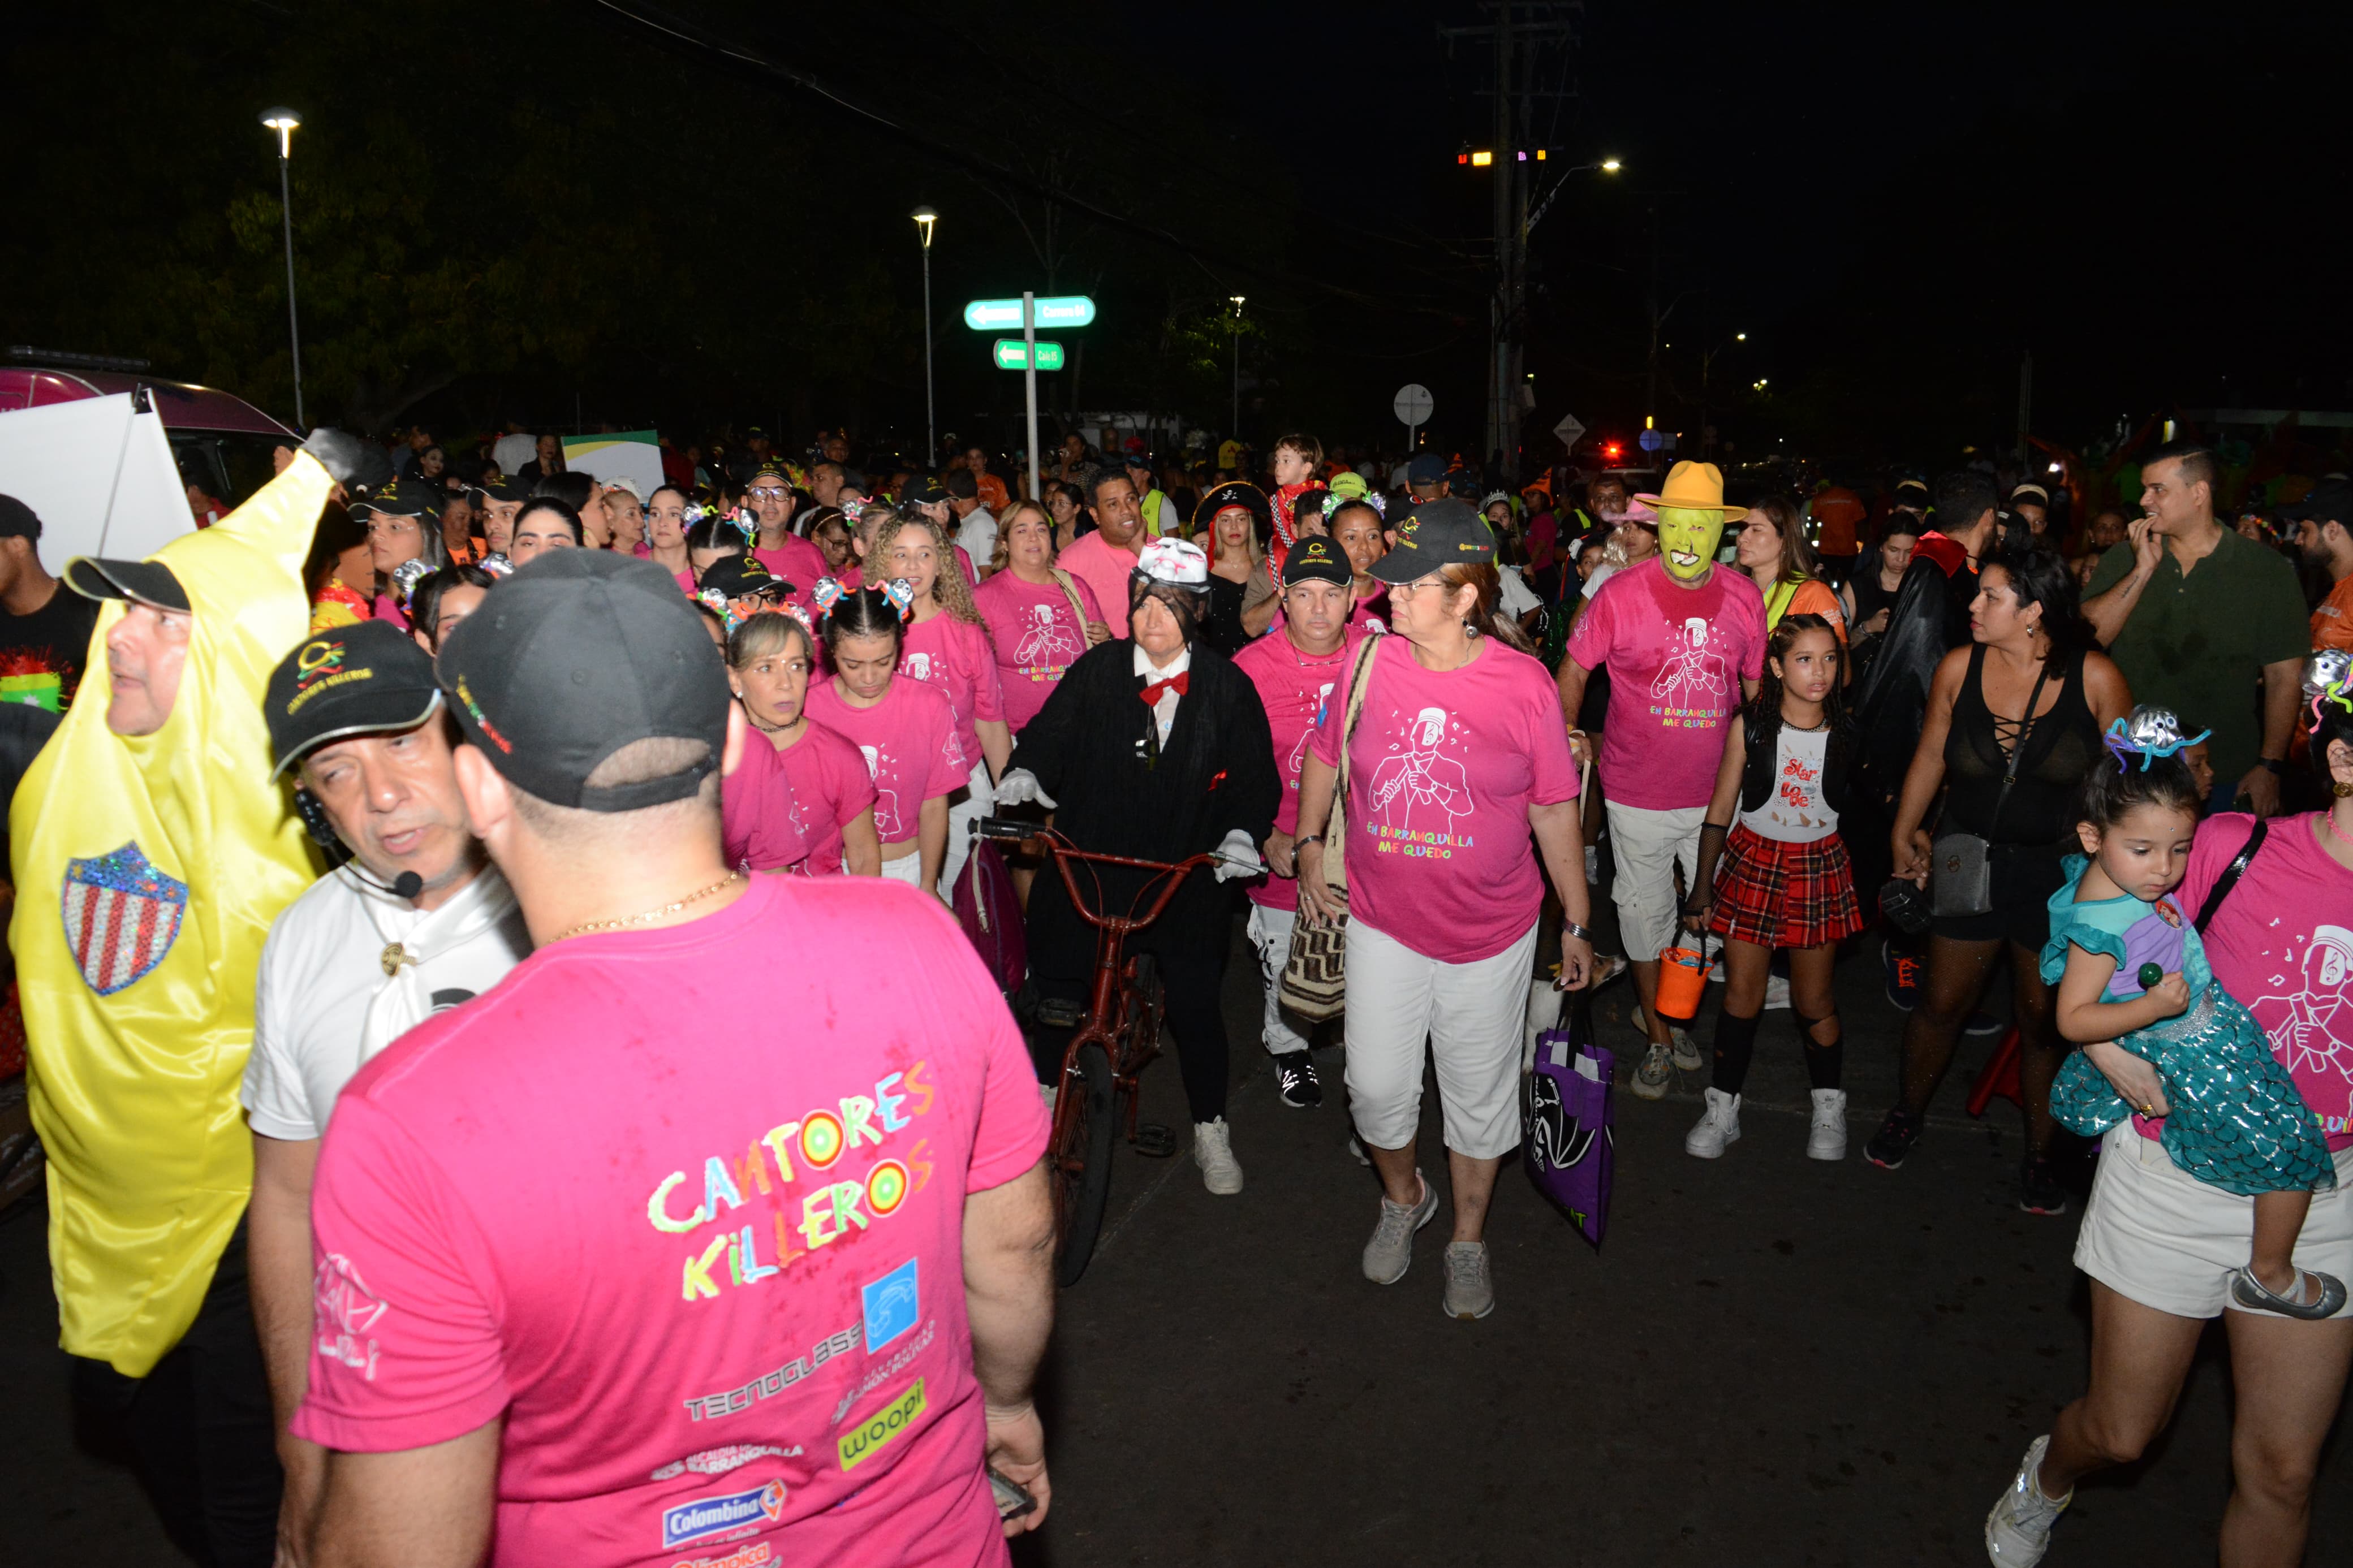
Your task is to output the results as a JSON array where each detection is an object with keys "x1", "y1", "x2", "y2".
[{"x1": 1708, "y1": 823, "x2": 1864, "y2": 950}]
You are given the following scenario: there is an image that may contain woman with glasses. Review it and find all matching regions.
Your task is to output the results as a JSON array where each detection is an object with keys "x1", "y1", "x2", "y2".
[{"x1": 1292, "y1": 499, "x2": 1593, "y2": 1321}]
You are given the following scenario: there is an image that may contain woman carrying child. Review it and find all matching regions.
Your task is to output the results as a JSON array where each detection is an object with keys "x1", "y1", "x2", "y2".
[
  {"x1": 1984, "y1": 675, "x2": 2353, "y2": 1568},
  {"x1": 1679, "y1": 614, "x2": 1865, "y2": 1162}
]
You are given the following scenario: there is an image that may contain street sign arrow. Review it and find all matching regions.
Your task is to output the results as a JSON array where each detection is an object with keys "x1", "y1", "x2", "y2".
[
  {"x1": 993, "y1": 339, "x2": 1064, "y2": 371},
  {"x1": 964, "y1": 296, "x2": 1096, "y2": 330}
]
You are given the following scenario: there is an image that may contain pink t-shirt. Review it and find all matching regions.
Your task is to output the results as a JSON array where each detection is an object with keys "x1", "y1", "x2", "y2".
[
  {"x1": 803, "y1": 677, "x2": 967, "y2": 845},
  {"x1": 898, "y1": 616, "x2": 1004, "y2": 777},
  {"x1": 372, "y1": 591, "x2": 411, "y2": 631},
  {"x1": 755, "y1": 534, "x2": 828, "y2": 600},
  {"x1": 721, "y1": 722, "x2": 812, "y2": 872},
  {"x1": 1232, "y1": 624, "x2": 1369, "y2": 911},
  {"x1": 971, "y1": 570, "x2": 1102, "y2": 732},
  {"x1": 295, "y1": 875, "x2": 1050, "y2": 1568},
  {"x1": 1566, "y1": 557, "x2": 1766, "y2": 810},
  {"x1": 774, "y1": 720, "x2": 879, "y2": 875},
  {"x1": 1055, "y1": 531, "x2": 1141, "y2": 638},
  {"x1": 1309, "y1": 634, "x2": 1578, "y2": 962},
  {"x1": 675, "y1": 569, "x2": 697, "y2": 596},
  {"x1": 2162, "y1": 813, "x2": 2353, "y2": 1150}
]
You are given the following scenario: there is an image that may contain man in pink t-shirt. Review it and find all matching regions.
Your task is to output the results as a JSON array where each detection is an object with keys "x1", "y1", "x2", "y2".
[
  {"x1": 295, "y1": 551, "x2": 1054, "y2": 1568},
  {"x1": 1230, "y1": 536, "x2": 1365, "y2": 1111},
  {"x1": 1558, "y1": 463, "x2": 1765, "y2": 1094},
  {"x1": 1055, "y1": 472, "x2": 1149, "y2": 637}
]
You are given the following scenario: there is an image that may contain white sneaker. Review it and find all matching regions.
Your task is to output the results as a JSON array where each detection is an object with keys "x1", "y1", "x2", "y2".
[
  {"x1": 1629, "y1": 1041, "x2": 1674, "y2": 1100},
  {"x1": 1984, "y1": 1435, "x2": 2070, "y2": 1565},
  {"x1": 1684, "y1": 1087, "x2": 1742, "y2": 1157},
  {"x1": 1807, "y1": 1089, "x2": 1848, "y2": 1160},
  {"x1": 1762, "y1": 973, "x2": 1791, "y2": 1010},
  {"x1": 1193, "y1": 1118, "x2": 1243, "y2": 1195}
]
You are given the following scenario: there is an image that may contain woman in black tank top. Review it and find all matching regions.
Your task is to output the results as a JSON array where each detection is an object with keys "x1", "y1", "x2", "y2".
[{"x1": 1864, "y1": 547, "x2": 2131, "y2": 1211}]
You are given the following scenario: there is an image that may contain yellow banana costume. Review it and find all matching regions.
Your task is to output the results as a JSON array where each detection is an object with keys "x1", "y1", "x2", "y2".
[{"x1": 11, "y1": 453, "x2": 326, "y2": 1376}]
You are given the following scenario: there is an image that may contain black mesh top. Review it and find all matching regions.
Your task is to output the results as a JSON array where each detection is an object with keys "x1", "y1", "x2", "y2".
[{"x1": 1941, "y1": 643, "x2": 2103, "y2": 846}]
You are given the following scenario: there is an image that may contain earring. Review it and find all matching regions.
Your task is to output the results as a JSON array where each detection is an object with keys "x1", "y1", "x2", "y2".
[
  {"x1": 2335, "y1": 779, "x2": 2353, "y2": 798},
  {"x1": 1464, "y1": 620, "x2": 1482, "y2": 638}
]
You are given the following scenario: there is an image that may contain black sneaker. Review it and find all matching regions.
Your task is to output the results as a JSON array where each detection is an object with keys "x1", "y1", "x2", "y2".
[
  {"x1": 1273, "y1": 1051, "x2": 1321, "y2": 1109},
  {"x1": 1863, "y1": 1108, "x2": 1924, "y2": 1170},
  {"x1": 2018, "y1": 1157, "x2": 2068, "y2": 1216},
  {"x1": 1964, "y1": 1011, "x2": 2006, "y2": 1038}
]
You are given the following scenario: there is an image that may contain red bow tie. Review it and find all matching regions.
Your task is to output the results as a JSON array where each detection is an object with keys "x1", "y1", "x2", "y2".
[{"x1": 1140, "y1": 671, "x2": 1190, "y2": 705}]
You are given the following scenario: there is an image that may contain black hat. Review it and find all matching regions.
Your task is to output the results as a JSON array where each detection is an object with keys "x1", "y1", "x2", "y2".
[
  {"x1": 1894, "y1": 477, "x2": 1930, "y2": 504},
  {"x1": 265, "y1": 620, "x2": 445, "y2": 780},
  {"x1": 902, "y1": 477, "x2": 949, "y2": 509},
  {"x1": 2282, "y1": 477, "x2": 2353, "y2": 526},
  {"x1": 1281, "y1": 535, "x2": 1354, "y2": 589},
  {"x1": 0, "y1": 494, "x2": 42, "y2": 541},
  {"x1": 1369, "y1": 498, "x2": 1494, "y2": 585},
  {"x1": 699, "y1": 554, "x2": 793, "y2": 602},
  {"x1": 1122, "y1": 450, "x2": 1154, "y2": 472},
  {"x1": 477, "y1": 474, "x2": 527, "y2": 506},
  {"x1": 437, "y1": 551, "x2": 731, "y2": 813},
  {"x1": 1192, "y1": 481, "x2": 1271, "y2": 534},
  {"x1": 1405, "y1": 452, "x2": 1447, "y2": 485},
  {"x1": 354, "y1": 479, "x2": 428, "y2": 520},
  {"x1": 64, "y1": 556, "x2": 190, "y2": 612}
]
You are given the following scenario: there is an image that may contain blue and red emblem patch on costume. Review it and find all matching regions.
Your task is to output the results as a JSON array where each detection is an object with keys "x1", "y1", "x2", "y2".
[{"x1": 61, "y1": 843, "x2": 188, "y2": 996}]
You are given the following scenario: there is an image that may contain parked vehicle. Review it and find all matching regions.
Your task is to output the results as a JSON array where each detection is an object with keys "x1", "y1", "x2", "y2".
[{"x1": 1, "y1": 350, "x2": 297, "y2": 511}]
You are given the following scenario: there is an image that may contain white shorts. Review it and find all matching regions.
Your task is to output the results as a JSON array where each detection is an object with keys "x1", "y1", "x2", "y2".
[
  {"x1": 2074, "y1": 1124, "x2": 2353, "y2": 1320},
  {"x1": 880, "y1": 852, "x2": 925, "y2": 887},
  {"x1": 1343, "y1": 917, "x2": 1539, "y2": 1160},
  {"x1": 1605, "y1": 801, "x2": 1705, "y2": 962},
  {"x1": 938, "y1": 760, "x2": 994, "y2": 898}
]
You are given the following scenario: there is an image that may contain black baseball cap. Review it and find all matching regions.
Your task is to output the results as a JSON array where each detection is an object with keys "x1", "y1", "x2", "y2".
[
  {"x1": 1369, "y1": 498, "x2": 1495, "y2": 585},
  {"x1": 902, "y1": 477, "x2": 949, "y2": 508},
  {"x1": 700, "y1": 554, "x2": 794, "y2": 601},
  {"x1": 265, "y1": 620, "x2": 445, "y2": 780},
  {"x1": 1282, "y1": 535, "x2": 1353, "y2": 589},
  {"x1": 1405, "y1": 452, "x2": 1447, "y2": 485},
  {"x1": 354, "y1": 479, "x2": 428, "y2": 520},
  {"x1": 477, "y1": 474, "x2": 527, "y2": 505},
  {"x1": 436, "y1": 550, "x2": 730, "y2": 812},
  {"x1": 0, "y1": 494, "x2": 42, "y2": 541},
  {"x1": 64, "y1": 556, "x2": 190, "y2": 612},
  {"x1": 2282, "y1": 477, "x2": 2352, "y2": 525}
]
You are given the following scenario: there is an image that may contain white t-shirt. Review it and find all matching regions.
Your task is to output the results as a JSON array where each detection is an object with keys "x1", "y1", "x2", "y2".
[
  {"x1": 955, "y1": 506, "x2": 998, "y2": 570},
  {"x1": 490, "y1": 432, "x2": 539, "y2": 477},
  {"x1": 242, "y1": 867, "x2": 532, "y2": 1141},
  {"x1": 1498, "y1": 564, "x2": 1542, "y2": 619},
  {"x1": 1580, "y1": 561, "x2": 1620, "y2": 601},
  {"x1": 1738, "y1": 722, "x2": 1838, "y2": 844}
]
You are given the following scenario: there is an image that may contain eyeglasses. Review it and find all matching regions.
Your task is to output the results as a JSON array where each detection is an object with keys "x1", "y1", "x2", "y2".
[
  {"x1": 748, "y1": 486, "x2": 790, "y2": 501},
  {"x1": 1390, "y1": 575, "x2": 1450, "y2": 597}
]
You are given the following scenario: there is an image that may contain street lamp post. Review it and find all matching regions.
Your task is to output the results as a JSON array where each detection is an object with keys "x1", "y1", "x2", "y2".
[
  {"x1": 1228, "y1": 295, "x2": 1244, "y2": 443},
  {"x1": 260, "y1": 108, "x2": 305, "y2": 429},
  {"x1": 911, "y1": 206, "x2": 937, "y2": 466}
]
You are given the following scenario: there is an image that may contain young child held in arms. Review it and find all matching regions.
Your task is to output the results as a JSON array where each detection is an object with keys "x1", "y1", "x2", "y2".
[{"x1": 2045, "y1": 706, "x2": 2343, "y2": 1319}]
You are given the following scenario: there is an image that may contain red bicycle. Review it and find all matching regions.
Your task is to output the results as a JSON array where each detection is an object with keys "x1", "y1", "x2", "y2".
[{"x1": 973, "y1": 818, "x2": 1230, "y2": 1286}]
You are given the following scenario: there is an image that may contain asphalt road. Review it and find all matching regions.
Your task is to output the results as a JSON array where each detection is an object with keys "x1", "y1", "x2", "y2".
[{"x1": 5, "y1": 919, "x2": 2347, "y2": 1567}]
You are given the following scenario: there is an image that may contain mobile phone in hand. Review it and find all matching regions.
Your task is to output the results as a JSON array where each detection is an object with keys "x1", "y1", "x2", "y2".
[{"x1": 989, "y1": 1467, "x2": 1037, "y2": 1521}]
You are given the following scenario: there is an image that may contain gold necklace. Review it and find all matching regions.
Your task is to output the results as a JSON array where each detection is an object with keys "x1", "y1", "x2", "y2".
[{"x1": 552, "y1": 870, "x2": 745, "y2": 942}]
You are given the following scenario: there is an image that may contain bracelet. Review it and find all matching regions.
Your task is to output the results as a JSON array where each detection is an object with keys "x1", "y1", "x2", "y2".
[
  {"x1": 1295, "y1": 832, "x2": 1324, "y2": 848},
  {"x1": 1561, "y1": 919, "x2": 1594, "y2": 944}
]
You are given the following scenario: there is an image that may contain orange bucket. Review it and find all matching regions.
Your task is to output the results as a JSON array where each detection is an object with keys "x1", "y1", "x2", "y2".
[{"x1": 1654, "y1": 944, "x2": 1709, "y2": 1022}]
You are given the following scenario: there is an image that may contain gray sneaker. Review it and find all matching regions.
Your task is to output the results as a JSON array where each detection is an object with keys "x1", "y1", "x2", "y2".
[
  {"x1": 1361, "y1": 1170, "x2": 1438, "y2": 1284},
  {"x1": 1629, "y1": 1040, "x2": 1674, "y2": 1100},
  {"x1": 1441, "y1": 1241, "x2": 1495, "y2": 1320}
]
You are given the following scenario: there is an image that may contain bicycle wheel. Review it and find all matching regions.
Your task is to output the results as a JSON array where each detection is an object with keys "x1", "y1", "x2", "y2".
[{"x1": 1053, "y1": 1041, "x2": 1118, "y2": 1288}]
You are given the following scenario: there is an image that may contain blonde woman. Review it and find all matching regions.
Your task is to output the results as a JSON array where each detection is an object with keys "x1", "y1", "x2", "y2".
[
  {"x1": 975, "y1": 500, "x2": 1110, "y2": 733},
  {"x1": 869, "y1": 510, "x2": 1010, "y2": 893}
]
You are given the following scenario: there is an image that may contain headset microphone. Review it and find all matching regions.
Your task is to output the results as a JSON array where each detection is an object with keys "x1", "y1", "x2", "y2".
[
  {"x1": 292, "y1": 787, "x2": 425, "y2": 899},
  {"x1": 346, "y1": 867, "x2": 426, "y2": 900}
]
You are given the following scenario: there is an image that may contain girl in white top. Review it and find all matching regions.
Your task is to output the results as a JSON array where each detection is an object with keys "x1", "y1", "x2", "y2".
[{"x1": 1679, "y1": 615, "x2": 1868, "y2": 1161}]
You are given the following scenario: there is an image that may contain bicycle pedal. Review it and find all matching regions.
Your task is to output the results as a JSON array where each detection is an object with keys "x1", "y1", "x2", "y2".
[
  {"x1": 1131, "y1": 1122, "x2": 1178, "y2": 1159},
  {"x1": 1034, "y1": 999, "x2": 1085, "y2": 1029}
]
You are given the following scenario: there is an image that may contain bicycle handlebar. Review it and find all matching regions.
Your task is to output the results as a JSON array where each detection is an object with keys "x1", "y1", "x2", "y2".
[{"x1": 971, "y1": 818, "x2": 1249, "y2": 932}]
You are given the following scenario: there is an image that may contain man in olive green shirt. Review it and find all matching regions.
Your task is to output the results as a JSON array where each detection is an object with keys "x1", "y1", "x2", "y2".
[{"x1": 2083, "y1": 442, "x2": 2307, "y2": 814}]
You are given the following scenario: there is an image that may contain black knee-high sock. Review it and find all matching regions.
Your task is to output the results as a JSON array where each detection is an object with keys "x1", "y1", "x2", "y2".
[
  {"x1": 1710, "y1": 1008, "x2": 1762, "y2": 1094},
  {"x1": 1796, "y1": 1009, "x2": 1843, "y2": 1090}
]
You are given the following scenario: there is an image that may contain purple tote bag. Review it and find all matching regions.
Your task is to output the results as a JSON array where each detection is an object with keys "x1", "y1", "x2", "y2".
[{"x1": 1523, "y1": 991, "x2": 1615, "y2": 1247}]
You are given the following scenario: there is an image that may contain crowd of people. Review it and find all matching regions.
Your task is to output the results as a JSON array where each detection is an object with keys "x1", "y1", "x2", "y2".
[{"x1": 1, "y1": 411, "x2": 2348, "y2": 1568}]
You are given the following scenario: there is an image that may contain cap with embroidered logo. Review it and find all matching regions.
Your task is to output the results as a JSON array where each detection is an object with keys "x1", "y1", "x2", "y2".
[
  {"x1": 265, "y1": 620, "x2": 445, "y2": 780},
  {"x1": 1368, "y1": 498, "x2": 1494, "y2": 585}
]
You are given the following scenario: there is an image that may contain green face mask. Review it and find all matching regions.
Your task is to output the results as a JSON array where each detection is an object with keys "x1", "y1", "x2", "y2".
[{"x1": 1658, "y1": 507, "x2": 1726, "y2": 582}]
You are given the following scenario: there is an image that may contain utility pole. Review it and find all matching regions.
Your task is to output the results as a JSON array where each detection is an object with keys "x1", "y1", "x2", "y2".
[{"x1": 1440, "y1": 2, "x2": 1581, "y2": 487}]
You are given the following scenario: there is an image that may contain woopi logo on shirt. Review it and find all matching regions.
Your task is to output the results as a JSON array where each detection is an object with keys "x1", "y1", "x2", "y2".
[{"x1": 838, "y1": 1379, "x2": 928, "y2": 1472}]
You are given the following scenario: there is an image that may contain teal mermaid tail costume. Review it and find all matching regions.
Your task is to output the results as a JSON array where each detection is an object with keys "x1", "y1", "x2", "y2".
[{"x1": 2044, "y1": 857, "x2": 2334, "y2": 1197}]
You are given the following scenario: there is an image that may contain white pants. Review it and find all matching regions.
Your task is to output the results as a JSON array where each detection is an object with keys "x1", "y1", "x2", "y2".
[
  {"x1": 880, "y1": 852, "x2": 925, "y2": 887},
  {"x1": 1343, "y1": 917, "x2": 1539, "y2": 1160},
  {"x1": 938, "y1": 760, "x2": 994, "y2": 899},
  {"x1": 1245, "y1": 902, "x2": 1312, "y2": 1056},
  {"x1": 1605, "y1": 801, "x2": 1705, "y2": 962}
]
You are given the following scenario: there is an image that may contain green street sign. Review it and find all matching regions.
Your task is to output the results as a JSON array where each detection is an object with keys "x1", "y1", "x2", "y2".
[
  {"x1": 963, "y1": 296, "x2": 1097, "y2": 330},
  {"x1": 993, "y1": 339, "x2": 1065, "y2": 372}
]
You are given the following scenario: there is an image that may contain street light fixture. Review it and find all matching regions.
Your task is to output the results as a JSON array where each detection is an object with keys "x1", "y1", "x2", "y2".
[
  {"x1": 910, "y1": 205, "x2": 938, "y2": 464},
  {"x1": 1228, "y1": 296, "x2": 1246, "y2": 440},
  {"x1": 259, "y1": 107, "x2": 304, "y2": 429}
]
